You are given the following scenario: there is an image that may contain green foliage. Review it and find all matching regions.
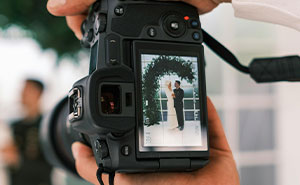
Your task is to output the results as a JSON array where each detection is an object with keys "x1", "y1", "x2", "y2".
[
  {"x1": 0, "y1": 0, "x2": 81, "y2": 57},
  {"x1": 142, "y1": 55, "x2": 195, "y2": 126}
]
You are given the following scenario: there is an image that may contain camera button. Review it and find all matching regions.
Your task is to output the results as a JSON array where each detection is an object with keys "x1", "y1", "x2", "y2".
[
  {"x1": 147, "y1": 27, "x2": 157, "y2": 37},
  {"x1": 190, "y1": 20, "x2": 199, "y2": 28},
  {"x1": 106, "y1": 35, "x2": 120, "y2": 65},
  {"x1": 192, "y1": 32, "x2": 201, "y2": 40},
  {"x1": 170, "y1": 22, "x2": 179, "y2": 30},
  {"x1": 95, "y1": 140, "x2": 109, "y2": 159},
  {"x1": 162, "y1": 14, "x2": 186, "y2": 38},
  {"x1": 121, "y1": 145, "x2": 130, "y2": 156},
  {"x1": 114, "y1": 6, "x2": 124, "y2": 16}
]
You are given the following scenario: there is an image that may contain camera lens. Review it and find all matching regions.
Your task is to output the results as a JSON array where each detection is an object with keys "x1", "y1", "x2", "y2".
[{"x1": 163, "y1": 14, "x2": 186, "y2": 38}]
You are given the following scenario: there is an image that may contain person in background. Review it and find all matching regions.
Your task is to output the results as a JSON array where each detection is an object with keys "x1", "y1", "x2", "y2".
[{"x1": 1, "y1": 79, "x2": 52, "y2": 185}]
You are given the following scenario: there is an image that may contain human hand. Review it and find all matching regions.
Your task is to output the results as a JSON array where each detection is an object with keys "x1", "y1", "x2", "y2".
[
  {"x1": 0, "y1": 143, "x2": 20, "y2": 167},
  {"x1": 71, "y1": 97, "x2": 240, "y2": 185},
  {"x1": 164, "y1": 0, "x2": 231, "y2": 14},
  {"x1": 47, "y1": 0, "x2": 231, "y2": 40}
]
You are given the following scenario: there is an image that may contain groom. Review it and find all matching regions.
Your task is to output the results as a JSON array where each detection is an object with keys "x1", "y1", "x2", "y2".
[{"x1": 173, "y1": 81, "x2": 184, "y2": 131}]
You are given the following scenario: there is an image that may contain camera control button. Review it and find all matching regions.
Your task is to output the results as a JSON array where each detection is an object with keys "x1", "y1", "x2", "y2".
[
  {"x1": 87, "y1": 29, "x2": 94, "y2": 42},
  {"x1": 96, "y1": 14, "x2": 107, "y2": 33},
  {"x1": 106, "y1": 34, "x2": 120, "y2": 65},
  {"x1": 190, "y1": 20, "x2": 199, "y2": 28},
  {"x1": 192, "y1": 32, "x2": 201, "y2": 40},
  {"x1": 114, "y1": 6, "x2": 124, "y2": 16},
  {"x1": 147, "y1": 27, "x2": 157, "y2": 37},
  {"x1": 95, "y1": 140, "x2": 109, "y2": 159},
  {"x1": 162, "y1": 14, "x2": 186, "y2": 38},
  {"x1": 121, "y1": 145, "x2": 130, "y2": 156},
  {"x1": 170, "y1": 22, "x2": 179, "y2": 30}
]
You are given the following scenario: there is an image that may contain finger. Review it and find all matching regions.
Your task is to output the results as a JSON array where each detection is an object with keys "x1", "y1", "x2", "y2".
[
  {"x1": 206, "y1": 97, "x2": 231, "y2": 152},
  {"x1": 66, "y1": 15, "x2": 87, "y2": 39},
  {"x1": 181, "y1": 0, "x2": 218, "y2": 14},
  {"x1": 72, "y1": 142, "x2": 108, "y2": 185},
  {"x1": 47, "y1": 0, "x2": 96, "y2": 16}
]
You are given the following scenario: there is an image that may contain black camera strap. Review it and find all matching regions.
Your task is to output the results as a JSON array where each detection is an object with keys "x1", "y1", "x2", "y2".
[
  {"x1": 97, "y1": 164, "x2": 115, "y2": 185},
  {"x1": 202, "y1": 29, "x2": 250, "y2": 74},
  {"x1": 202, "y1": 29, "x2": 300, "y2": 83}
]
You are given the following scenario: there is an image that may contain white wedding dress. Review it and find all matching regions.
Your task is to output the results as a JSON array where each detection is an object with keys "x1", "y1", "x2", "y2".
[{"x1": 164, "y1": 84, "x2": 178, "y2": 129}]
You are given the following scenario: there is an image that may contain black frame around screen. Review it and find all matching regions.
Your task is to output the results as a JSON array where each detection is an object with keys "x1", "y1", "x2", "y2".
[{"x1": 133, "y1": 41, "x2": 209, "y2": 158}]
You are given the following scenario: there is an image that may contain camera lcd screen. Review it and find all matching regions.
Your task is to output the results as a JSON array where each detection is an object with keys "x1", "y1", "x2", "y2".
[{"x1": 135, "y1": 42, "x2": 208, "y2": 152}]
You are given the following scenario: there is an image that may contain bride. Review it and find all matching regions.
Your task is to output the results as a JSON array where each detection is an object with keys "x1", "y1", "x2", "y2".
[{"x1": 164, "y1": 81, "x2": 178, "y2": 129}]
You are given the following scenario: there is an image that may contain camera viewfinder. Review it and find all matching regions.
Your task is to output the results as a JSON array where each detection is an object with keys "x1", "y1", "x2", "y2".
[{"x1": 101, "y1": 85, "x2": 121, "y2": 114}]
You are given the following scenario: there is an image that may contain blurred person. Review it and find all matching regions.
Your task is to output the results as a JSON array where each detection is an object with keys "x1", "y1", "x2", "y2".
[{"x1": 1, "y1": 79, "x2": 52, "y2": 185}]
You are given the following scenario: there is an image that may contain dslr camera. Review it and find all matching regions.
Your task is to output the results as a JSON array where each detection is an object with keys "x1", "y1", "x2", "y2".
[{"x1": 41, "y1": 0, "x2": 209, "y2": 178}]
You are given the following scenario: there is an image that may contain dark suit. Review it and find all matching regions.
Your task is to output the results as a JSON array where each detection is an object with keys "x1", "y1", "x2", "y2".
[{"x1": 173, "y1": 88, "x2": 184, "y2": 129}]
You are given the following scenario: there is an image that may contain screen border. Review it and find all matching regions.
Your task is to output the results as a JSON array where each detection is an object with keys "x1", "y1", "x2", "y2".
[{"x1": 133, "y1": 41, "x2": 209, "y2": 159}]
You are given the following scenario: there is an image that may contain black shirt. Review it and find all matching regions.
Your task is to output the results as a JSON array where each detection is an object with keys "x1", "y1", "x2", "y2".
[{"x1": 10, "y1": 115, "x2": 52, "y2": 185}]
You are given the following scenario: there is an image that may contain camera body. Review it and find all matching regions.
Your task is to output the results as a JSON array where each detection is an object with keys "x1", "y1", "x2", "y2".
[{"x1": 42, "y1": 0, "x2": 209, "y2": 174}]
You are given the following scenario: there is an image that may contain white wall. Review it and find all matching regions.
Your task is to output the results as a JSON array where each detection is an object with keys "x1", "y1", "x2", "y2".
[{"x1": 274, "y1": 25, "x2": 300, "y2": 185}]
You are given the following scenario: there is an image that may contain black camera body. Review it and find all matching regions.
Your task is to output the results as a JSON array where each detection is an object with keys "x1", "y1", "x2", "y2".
[{"x1": 42, "y1": 0, "x2": 209, "y2": 175}]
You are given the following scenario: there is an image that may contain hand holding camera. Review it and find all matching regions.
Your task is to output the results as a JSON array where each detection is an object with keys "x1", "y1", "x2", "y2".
[{"x1": 71, "y1": 98, "x2": 239, "y2": 185}]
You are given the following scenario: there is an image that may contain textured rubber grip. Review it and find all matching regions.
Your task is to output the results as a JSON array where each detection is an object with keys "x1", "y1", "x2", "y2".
[{"x1": 249, "y1": 55, "x2": 300, "y2": 83}]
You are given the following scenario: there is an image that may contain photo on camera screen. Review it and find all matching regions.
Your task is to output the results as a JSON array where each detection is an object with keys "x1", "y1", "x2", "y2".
[{"x1": 140, "y1": 54, "x2": 203, "y2": 151}]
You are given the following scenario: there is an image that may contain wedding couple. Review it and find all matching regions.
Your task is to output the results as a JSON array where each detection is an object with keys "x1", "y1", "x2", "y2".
[{"x1": 164, "y1": 80, "x2": 184, "y2": 131}]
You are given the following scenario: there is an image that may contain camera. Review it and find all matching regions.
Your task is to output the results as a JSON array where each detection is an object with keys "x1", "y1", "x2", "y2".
[{"x1": 40, "y1": 0, "x2": 209, "y2": 178}]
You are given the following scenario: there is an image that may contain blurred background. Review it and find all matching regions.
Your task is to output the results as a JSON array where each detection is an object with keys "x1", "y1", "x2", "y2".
[{"x1": 0, "y1": 1, "x2": 299, "y2": 185}]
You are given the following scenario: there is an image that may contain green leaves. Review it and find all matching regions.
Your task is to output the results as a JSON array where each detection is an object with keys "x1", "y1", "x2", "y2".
[{"x1": 0, "y1": 0, "x2": 81, "y2": 57}]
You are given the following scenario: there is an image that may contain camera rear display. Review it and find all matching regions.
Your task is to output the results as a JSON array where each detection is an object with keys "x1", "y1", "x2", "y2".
[
  {"x1": 141, "y1": 54, "x2": 203, "y2": 149},
  {"x1": 134, "y1": 41, "x2": 208, "y2": 153}
]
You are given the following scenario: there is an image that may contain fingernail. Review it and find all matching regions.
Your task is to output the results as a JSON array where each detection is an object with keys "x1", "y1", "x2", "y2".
[
  {"x1": 71, "y1": 142, "x2": 79, "y2": 160},
  {"x1": 47, "y1": 0, "x2": 67, "y2": 8}
]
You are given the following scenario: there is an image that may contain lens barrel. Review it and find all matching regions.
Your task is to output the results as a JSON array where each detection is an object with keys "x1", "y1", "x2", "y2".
[{"x1": 40, "y1": 97, "x2": 85, "y2": 175}]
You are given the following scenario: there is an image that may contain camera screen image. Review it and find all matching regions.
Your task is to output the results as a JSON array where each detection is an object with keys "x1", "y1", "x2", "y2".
[{"x1": 139, "y1": 54, "x2": 206, "y2": 152}]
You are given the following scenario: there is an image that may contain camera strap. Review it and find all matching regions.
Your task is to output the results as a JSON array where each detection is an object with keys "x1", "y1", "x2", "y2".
[
  {"x1": 202, "y1": 29, "x2": 300, "y2": 83},
  {"x1": 97, "y1": 164, "x2": 115, "y2": 185},
  {"x1": 202, "y1": 29, "x2": 250, "y2": 74}
]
